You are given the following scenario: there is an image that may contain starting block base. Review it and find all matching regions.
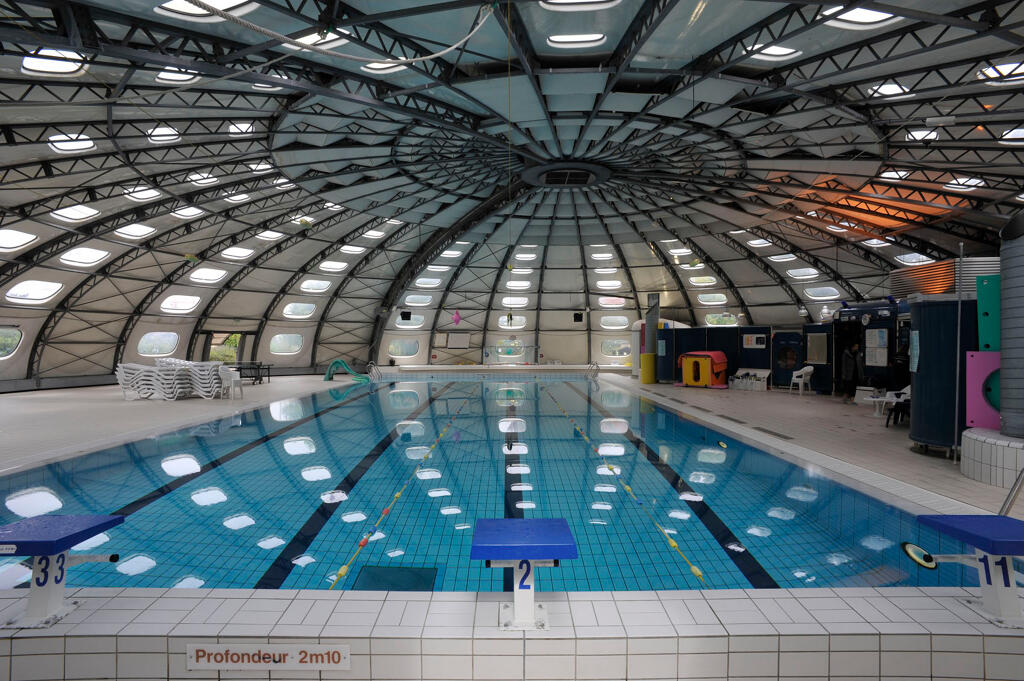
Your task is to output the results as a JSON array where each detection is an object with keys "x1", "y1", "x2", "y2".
[
  {"x1": 2, "y1": 599, "x2": 82, "y2": 629},
  {"x1": 499, "y1": 602, "x2": 548, "y2": 631},
  {"x1": 957, "y1": 596, "x2": 1024, "y2": 629}
]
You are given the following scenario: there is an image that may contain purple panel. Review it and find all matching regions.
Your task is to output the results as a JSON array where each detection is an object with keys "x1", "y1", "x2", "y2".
[{"x1": 966, "y1": 351, "x2": 1000, "y2": 429}]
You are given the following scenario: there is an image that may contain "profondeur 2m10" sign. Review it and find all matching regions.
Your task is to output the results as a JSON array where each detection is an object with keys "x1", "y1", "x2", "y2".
[{"x1": 186, "y1": 643, "x2": 350, "y2": 670}]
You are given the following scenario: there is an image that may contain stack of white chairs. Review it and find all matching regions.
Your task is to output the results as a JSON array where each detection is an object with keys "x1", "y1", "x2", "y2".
[
  {"x1": 187, "y1": 361, "x2": 225, "y2": 399},
  {"x1": 116, "y1": 358, "x2": 228, "y2": 400},
  {"x1": 218, "y1": 365, "x2": 243, "y2": 399},
  {"x1": 115, "y1": 363, "x2": 158, "y2": 400}
]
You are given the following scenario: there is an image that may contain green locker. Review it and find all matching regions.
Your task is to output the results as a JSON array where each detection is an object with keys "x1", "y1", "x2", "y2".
[{"x1": 977, "y1": 274, "x2": 1001, "y2": 351}]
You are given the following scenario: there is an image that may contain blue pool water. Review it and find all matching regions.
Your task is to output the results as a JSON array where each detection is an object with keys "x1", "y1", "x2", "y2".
[{"x1": 0, "y1": 378, "x2": 972, "y2": 591}]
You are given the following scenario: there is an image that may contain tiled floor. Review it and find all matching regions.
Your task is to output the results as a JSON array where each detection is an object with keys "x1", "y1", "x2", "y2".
[
  {"x1": 0, "y1": 375, "x2": 343, "y2": 473},
  {"x1": 603, "y1": 375, "x2": 1024, "y2": 521}
]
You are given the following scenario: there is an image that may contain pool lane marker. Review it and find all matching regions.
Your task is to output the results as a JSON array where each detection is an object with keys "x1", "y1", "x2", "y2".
[
  {"x1": 329, "y1": 387, "x2": 476, "y2": 588},
  {"x1": 254, "y1": 382, "x2": 455, "y2": 589},
  {"x1": 502, "y1": 402, "x2": 524, "y2": 591},
  {"x1": 112, "y1": 383, "x2": 382, "y2": 517},
  {"x1": 563, "y1": 382, "x2": 780, "y2": 590},
  {"x1": 543, "y1": 387, "x2": 705, "y2": 584}
]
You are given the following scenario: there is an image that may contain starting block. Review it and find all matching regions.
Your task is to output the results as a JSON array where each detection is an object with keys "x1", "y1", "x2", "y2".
[
  {"x1": 909, "y1": 514, "x2": 1024, "y2": 627},
  {"x1": 0, "y1": 514, "x2": 122, "y2": 628},
  {"x1": 470, "y1": 518, "x2": 577, "y2": 630}
]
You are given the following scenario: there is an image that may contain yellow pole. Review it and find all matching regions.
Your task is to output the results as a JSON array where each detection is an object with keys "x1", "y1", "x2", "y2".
[{"x1": 640, "y1": 353, "x2": 656, "y2": 384}]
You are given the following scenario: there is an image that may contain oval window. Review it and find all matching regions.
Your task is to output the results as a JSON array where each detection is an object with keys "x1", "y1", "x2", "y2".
[
  {"x1": 137, "y1": 331, "x2": 179, "y2": 357},
  {"x1": 705, "y1": 313, "x2": 738, "y2": 326},
  {"x1": 598, "y1": 296, "x2": 626, "y2": 308},
  {"x1": 600, "y1": 316, "x2": 629, "y2": 330},
  {"x1": 498, "y1": 314, "x2": 527, "y2": 330},
  {"x1": 269, "y1": 333, "x2": 303, "y2": 355},
  {"x1": 501, "y1": 296, "x2": 529, "y2": 308},
  {"x1": 299, "y1": 279, "x2": 331, "y2": 293},
  {"x1": 0, "y1": 327, "x2": 23, "y2": 359},
  {"x1": 387, "y1": 339, "x2": 420, "y2": 358},
  {"x1": 601, "y1": 339, "x2": 631, "y2": 357},
  {"x1": 160, "y1": 295, "x2": 201, "y2": 314},
  {"x1": 689, "y1": 276, "x2": 717, "y2": 287},
  {"x1": 697, "y1": 293, "x2": 727, "y2": 306},
  {"x1": 6, "y1": 280, "x2": 63, "y2": 304},
  {"x1": 804, "y1": 287, "x2": 840, "y2": 300},
  {"x1": 283, "y1": 302, "x2": 316, "y2": 319},
  {"x1": 395, "y1": 314, "x2": 425, "y2": 329},
  {"x1": 415, "y1": 277, "x2": 441, "y2": 289},
  {"x1": 190, "y1": 267, "x2": 227, "y2": 283},
  {"x1": 0, "y1": 229, "x2": 37, "y2": 252},
  {"x1": 405, "y1": 294, "x2": 432, "y2": 307}
]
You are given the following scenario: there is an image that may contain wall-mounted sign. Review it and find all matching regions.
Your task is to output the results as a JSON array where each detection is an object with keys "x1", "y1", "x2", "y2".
[
  {"x1": 742, "y1": 334, "x2": 766, "y2": 349},
  {"x1": 187, "y1": 644, "x2": 350, "y2": 671}
]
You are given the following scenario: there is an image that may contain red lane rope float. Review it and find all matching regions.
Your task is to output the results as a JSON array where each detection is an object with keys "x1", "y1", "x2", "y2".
[
  {"x1": 329, "y1": 388, "x2": 477, "y2": 589},
  {"x1": 542, "y1": 387, "x2": 705, "y2": 584}
]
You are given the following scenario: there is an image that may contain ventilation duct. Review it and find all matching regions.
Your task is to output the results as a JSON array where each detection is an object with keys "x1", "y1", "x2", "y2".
[
  {"x1": 889, "y1": 258, "x2": 999, "y2": 297},
  {"x1": 1001, "y1": 215, "x2": 1024, "y2": 437}
]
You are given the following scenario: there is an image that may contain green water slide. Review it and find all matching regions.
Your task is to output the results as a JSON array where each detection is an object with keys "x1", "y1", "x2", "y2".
[{"x1": 324, "y1": 359, "x2": 370, "y2": 383}]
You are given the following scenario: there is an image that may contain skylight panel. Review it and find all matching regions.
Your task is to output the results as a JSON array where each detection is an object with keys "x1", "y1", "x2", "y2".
[
  {"x1": 999, "y1": 128, "x2": 1024, "y2": 145},
  {"x1": 124, "y1": 185, "x2": 162, "y2": 202},
  {"x1": 868, "y1": 82, "x2": 911, "y2": 99},
  {"x1": 396, "y1": 313, "x2": 425, "y2": 329},
  {"x1": 689, "y1": 276, "x2": 717, "y2": 287},
  {"x1": 906, "y1": 129, "x2": 938, "y2": 142},
  {"x1": 361, "y1": 62, "x2": 407, "y2": 74},
  {"x1": 6, "y1": 280, "x2": 63, "y2": 304},
  {"x1": 515, "y1": 253, "x2": 536, "y2": 261},
  {"x1": 502, "y1": 296, "x2": 529, "y2": 308},
  {"x1": 498, "y1": 314, "x2": 527, "y2": 330},
  {"x1": 290, "y1": 215, "x2": 313, "y2": 225},
  {"x1": 978, "y1": 62, "x2": 1024, "y2": 86},
  {"x1": 228, "y1": 121, "x2": 254, "y2": 136},
  {"x1": 598, "y1": 296, "x2": 626, "y2": 308},
  {"x1": 47, "y1": 133, "x2": 94, "y2": 153},
  {"x1": 680, "y1": 262, "x2": 704, "y2": 270},
  {"x1": 161, "y1": 294, "x2": 201, "y2": 313},
  {"x1": 862, "y1": 239, "x2": 890, "y2": 248},
  {"x1": 252, "y1": 81, "x2": 282, "y2": 91},
  {"x1": 746, "y1": 238, "x2": 771, "y2": 248},
  {"x1": 147, "y1": 126, "x2": 180, "y2": 143},
  {"x1": 768, "y1": 253, "x2": 797, "y2": 262},
  {"x1": 547, "y1": 33, "x2": 607, "y2": 48},
  {"x1": 594, "y1": 267, "x2": 617, "y2": 274},
  {"x1": 156, "y1": 66, "x2": 199, "y2": 83},
  {"x1": 668, "y1": 247, "x2": 692, "y2": 256},
  {"x1": 157, "y1": 0, "x2": 250, "y2": 18},
  {"x1": 697, "y1": 293, "x2": 727, "y2": 306},
  {"x1": 427, "y1": 265, "x2": 449, "y2": 272},
  {"x1": 115, "y1": 223, "x2": 156, "y2": 239},
  {"x1": 248, "y1": 161, "x2": 273, "y2": 174},
  {"x1": 600, "y1": 315, "x2": 629, "y2": 330},
  {"x1": 224, "y1": 193, "x2": 249, "y2": 203},
  {"x1": 221, "y1": 246, "x2": 254, "y2": 260},
  {"x1": 386, "y1": 219, "x2": 404, "y2": 225},
  {"x1": 190, "y1": 267, "x2": 227, "y2": 283},
  {"x1": 541, "y1": 0, "x2": 622, "y2": 10},
  {"x1": 324, "y1": 202, "x2": 344, "y2": 211},
  {"x1": 880, "y1": 169, "x2": 909, "y2": 181},
  {"x1": 506, "y1": 280, "x2": 531, "y2": 290},
  {"x1": 339, "y1": 245, "x2": 365, "y2": 254},
  {"x1": 255, "y1": 230, "x2": 284, "y2": 241},
  {"x1": 188, "y1": 172, "x2": 218, "y2": 185},
  {"x1": 60, "y1": 247, "x2": 109, "y2": 267},
  {"x1": 171, "y1": 206, "x2": 205, "y2": 219},
  {"x1": 286, "y1": 30, "x2": 350, "y2": 50},
  {"x1": 300, "y1": 279, "x2": 331, "y2": 293},
  {"x1": 590, "y1": 252, "x2": 613, "y2": 261},
  {"x1": 415, "y1": 277, "x2": 441, "y2": 289},
  {"x1": 283, "y1": 302, "x2": 316, "y2": 319},
  {"x1": 0, "y1": 229, "x2": 37, "y2": 251},
  {"x1": 364, "y1": 230, "x2": 385, "y2": 239},
  {"x1": 405, "y1": 294, "x2": 432, "y2": 307},
  {"x1": 805, "y1": 286, "x2": 840, "y2": 300},
  {"x1": 944, "y1": 177, "x2": 984, "y2": 191},
  {"x1": 440, "y1": 250, "x2": 462, "y2": 258},
  {"x1": 895, "y1": 252, "x2": 934, "y2": 266},
  {"x1": 596, "y1": 280, "x2": 621, "y2": 290},
  {"x1": 272, "y1": 177, "x2": 295, "y2": 189},
  {"x1": 786, "y1": 267, "x2": 819, "y2": 279},
  {"x1": 51, "y1": 204, "x2": 99, "y2": 222},
  {"x1": 822, "y1": 6, "x2": 899, "y2": 29},
  {"x1": 319, "y1": 261, "x2": 347, "y2": 272},
  {"x1": 746, "y1": 44, "x2": 801, "y2": 61},
  {"x1": 22, "y1": 48, "x2": 85, "y2": 76},
  {"x1": 511, "y1": 268, "x2": 533, "y2": 275}
]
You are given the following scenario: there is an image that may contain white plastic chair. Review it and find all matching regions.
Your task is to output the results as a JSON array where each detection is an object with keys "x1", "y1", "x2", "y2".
[
  {"x1": 789, "y1": 366, "x2": 814, "y2": 395},
  {"x1": 218, "y1": 366, "x2": 243, "y2": 399}
]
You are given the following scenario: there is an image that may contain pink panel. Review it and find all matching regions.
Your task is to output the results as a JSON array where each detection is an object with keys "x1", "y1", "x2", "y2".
[{"x1": 966, "y1": 351, "x2": 1000, "y2": 429}]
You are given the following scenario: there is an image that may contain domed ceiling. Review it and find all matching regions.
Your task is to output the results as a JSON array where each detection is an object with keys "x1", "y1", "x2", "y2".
[{"x1": 0, "y1": 0, "x2": 1017, "y2": 381}]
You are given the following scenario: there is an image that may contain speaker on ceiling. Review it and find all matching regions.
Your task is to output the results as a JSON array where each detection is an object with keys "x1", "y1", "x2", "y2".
[
  {"x1": 573, "y1": 312, "x2": 584, "y2": 323},
  {"x1": 400, "y1": 310, "x2": 412, "y2": 321}
]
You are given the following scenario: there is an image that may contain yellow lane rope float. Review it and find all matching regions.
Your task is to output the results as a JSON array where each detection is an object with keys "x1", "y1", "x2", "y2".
[
  {"x1": 542, "y1": 387, "x2": 705, "y2": 584},
  {"x1": 329, "y1": 388, "x2": 477, "y2": 588}
]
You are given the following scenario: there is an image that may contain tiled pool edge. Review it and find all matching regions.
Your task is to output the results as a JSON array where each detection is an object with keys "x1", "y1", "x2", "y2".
[
  {"x1": 0, "y1": 586, "x2": 1020, "y2": 680},
  {"x1": 601, "y1": 374, "x2": 986, "y2": 519}
]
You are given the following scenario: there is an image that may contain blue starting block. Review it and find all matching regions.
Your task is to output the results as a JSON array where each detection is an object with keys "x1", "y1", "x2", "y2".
[
  {"x1": 0, "y1": 515, "x2": 122, "y2": 628},
  {"x1": 471, "y1": 519, "x2": 577, "y2": 629},
  {"x1": 908, "y1": 514, "x2": 1024, "y2": 625}
]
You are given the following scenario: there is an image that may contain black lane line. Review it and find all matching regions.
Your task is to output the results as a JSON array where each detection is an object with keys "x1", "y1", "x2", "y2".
[
  {"x1": 254, "y1": 382, "x2": 455, "y2": 589},
  {"x1": 565, "y1": 383, "x2": 780, "y2": 589},
  {"x1": 502, "y1": 403, "x2": 524, "y2": 591},
  {"x1": 113, "y1": 385, "x2": 382, "y2": 516},
  {"x1": 753, "y1": 426, "x2": 794, "y2": 441}
]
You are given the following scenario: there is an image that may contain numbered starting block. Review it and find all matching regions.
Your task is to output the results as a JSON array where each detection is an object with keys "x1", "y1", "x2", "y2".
[
  {"x1": 470, "y1": 518, "x2": 577, "y2": 630},
  {"x1": 909, "y1": 515, "x2": 1024, "y2": 627},
  {"x1": 0, "y1": 514, "x2": 122, "y2": 628}
]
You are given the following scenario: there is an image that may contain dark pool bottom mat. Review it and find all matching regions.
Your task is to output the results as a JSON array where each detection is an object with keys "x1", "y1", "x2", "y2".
[{"x1": 352, "y1": 566, "x2": 438, "y2": 591}]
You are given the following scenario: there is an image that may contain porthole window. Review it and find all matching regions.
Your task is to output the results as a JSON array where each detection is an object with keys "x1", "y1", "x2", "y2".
[
  {"x1": 415, "y1": 277, "x2": 441, "y2": 289},
  {"x1": 747, "y1": 239, "x2": 772, "y2": 248},
  {"x1": 944, "y1": 177, "x2": 984, "y2": 191},
  {"x1": 248, "y1": 161, "x2": 273, "y2": 173},
  {"x1": 786, "y1": 268, "x2": 819, "y2": 280},
  {"x1": 319, "y1": 261, "x2": 347, "y2": 272},
  {"x1": 697, "y1": 293, "x2": 727, "y2": 306},
  {"x1": 124, "y1": 185, "x2": 162, "y2": 202},
  {"x1": 498, "y1": 314, "x2": 527, "y2": 330},
  {"x1": 547, "y1": 33, "x2": 607, "y2": 48},
  {"x1": 405, "y1": 294, "x2": 432, "y2": 307},
  {"x1": 863, "y1": 239, "x2": 890, "y2": 248},
  {"x1": 515, "y1": 252, "x2": 536, "y2": 261},
  {"x1": 0, "y1": 328, "x2": 23, "y2": 359},
  {"x1": 601, "y1": 339, "x2": 631, "y2": 357},
  {"x1": 440, "y1": 250, "x2": 462, "y2": 258},
  {"x1": 705, "y1": 312, "x2": 738, "y2": 326},
  {"x1": 47, "y1": 133, "x2": 94, "y2": 153},
  {"x1": 299, "y1": 279, "x2": 331, "y2": 293},
  {"x1": 978, "y1": 62, "x2": 1024, "y2": 86},
  {"x1": 746, "y1": 44, "x2": 801, "y2": 61},
  {"x1": 768, "y1": 253, "x2": 796, "y2": 262},
  {"x1": 506, "y1": 280, "x2": 530, "y2": 290},
  {"x1": 283, "y1": 302, "x2": 316, "y2": 319},
  {"x1": 269, "y1": 333, "x2": 303, "y2": 355},
  {"x1": 6, "y1": 280, "x2": 63, "y2": 304},
  {"x1": 221, "y1": 246, "x2": 254, "y2": 260},
  {"x1": 157, "y1": 0, "x2": 251, "y2": 19},
  {"x1": 596, "y1": 280, "x2": 621, "y2": 290},
  {"x1": 395, "y1": 314, "x2": 425, "y2": 329},
  {"x1": 388, "y1": 339, "x2": 420, "y2": 358},
  {"x1": 668, "y1": 247, "x2": 692, "y2": 256},
  {"x1": 189, "y1": 267, "x2": 227, "y2": 283},
  {"x1": 339, "y1": 245, "x2": 365, "y2": 254},
  {"x1": 501, "y1": 296, "x2": 529, "y2": 308},
  {"x1": 598, "y1": 296, "x2": 625, "y2": 308},
  {"x1": 680, "y1": 262, "x2": 704, "y2": 270},
  {"x1": 228, "y1": 121, "x2": 254, "y2": 136},
  {"x1": 115, "y1": 223, "x2": 156, "y2": 239},
  {"x1": 590, "y1": 252, "x2": 613, "y2": 261},
  {"x1": 156, "y1": 67, "x2": 198, "y2": 83},
  {"x1": 285, "y1": 30, "x2": 349, "y2": 50},
  {"x1": 137, "y1": 331, "x2": 179, "y2": 357},
  {"x1": 895, "y1": 253, "x2": 934, "y2": 266},
  {"x1": 51, "y1": 204, "x2": 99, "y2": 222},
  {"x1": 906, "y1": 129, "x2": 938, "y2": 142},
  {"x1": 361, "y1": 62, "x2": 407, "y2": 74},
  {"x1": 689, "y1": 276, "x2": 717, "y2": 287},
  {"x1": 188, "y1": 172, "x2": 218, "y2": 186},
  {"x1": 224, "y1": 193, "x2": 250, "y2": 203},
  {"x1": 147, "y1": 126, "x2": 181, "y2": 143},
  {"x1": 822, "y1": 6, "x2": 899, "y2": 30},
  {"x1": 804, "y1": 286, "x2": 840, "y2": 301},
  {"x1": 254, "y1": 230, "x2": 283, "y2": 242},
  {"x1": 60, "y1": 247, "x2": 109, "y2": 267},
  {"x1": 171, "y1": 206, "x2": 204, "y2": 219},
  {"x1": 22, "y1": 48, "x2": 86, "y2": 76},
  {"x1": 364, "y1": 230, "x2": 385, "y2": 239},
  {"x1": 160, "y1": 295, "x2": 201, "y2": 314},
  {"x1": 0, "y1": 229, "x2": 37, "y2": 252},
  {"x1": 600, "y1": 316, "x2": 629, "y2": 330}
]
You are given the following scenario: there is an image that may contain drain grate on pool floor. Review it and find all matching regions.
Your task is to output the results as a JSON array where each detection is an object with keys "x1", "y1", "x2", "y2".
[{"x1": 352, "y1": 566, "x2": 437, "y2": 591}]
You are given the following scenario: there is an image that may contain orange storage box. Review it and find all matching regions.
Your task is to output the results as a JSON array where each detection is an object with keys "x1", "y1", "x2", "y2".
[{"x1": 681, "y1": 351, "x2": 728, "y2": 388}]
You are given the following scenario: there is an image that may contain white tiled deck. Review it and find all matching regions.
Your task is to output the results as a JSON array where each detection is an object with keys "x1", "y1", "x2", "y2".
[{"x1": 1, "y1": 370, "x2": 1023, "y2": 679}]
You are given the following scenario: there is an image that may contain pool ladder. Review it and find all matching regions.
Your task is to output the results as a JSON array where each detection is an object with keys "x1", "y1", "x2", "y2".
[{"x1": 365, "y1": 361, "x2": 382, "y2": 382}]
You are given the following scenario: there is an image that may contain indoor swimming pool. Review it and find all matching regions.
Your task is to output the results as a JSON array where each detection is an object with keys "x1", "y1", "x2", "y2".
[{"x1": 0, "y1": 378, "x2": 970, "y2": 592}]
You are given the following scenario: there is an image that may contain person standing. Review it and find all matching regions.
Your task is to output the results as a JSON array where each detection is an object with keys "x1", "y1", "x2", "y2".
[{"x1": 840, "y1": 342, "x2": 865, "y2": 404}]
